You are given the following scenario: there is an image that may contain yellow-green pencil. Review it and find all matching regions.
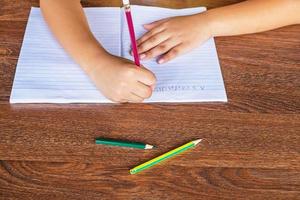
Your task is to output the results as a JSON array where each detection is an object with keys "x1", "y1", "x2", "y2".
[{"x1": 130, "y1": 139, "x2": 202, "y2": 174}]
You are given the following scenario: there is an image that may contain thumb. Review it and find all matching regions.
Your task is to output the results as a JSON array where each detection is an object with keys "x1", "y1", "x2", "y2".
[{"x1": 137, "y1": 66, "x2": 157, "y2": 86}]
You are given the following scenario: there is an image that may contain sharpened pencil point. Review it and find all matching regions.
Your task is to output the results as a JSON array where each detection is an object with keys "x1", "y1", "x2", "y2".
[
  {"x1": 130, "y1": 139, "x2": 202, "y2": 174},
  {"x1": 145, "y1": 144, "x2": 155, "y2": 149},
  {"x1": 193, "y1": 139, "x2": 202, "y2": 146}
]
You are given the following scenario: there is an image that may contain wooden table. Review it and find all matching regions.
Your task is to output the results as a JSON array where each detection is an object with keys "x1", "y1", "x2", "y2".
[{"x1": 1, "y1": 0, "x2": 299, "y2": 199}]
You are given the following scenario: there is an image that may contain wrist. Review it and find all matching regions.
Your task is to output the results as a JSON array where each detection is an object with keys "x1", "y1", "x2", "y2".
[
  {"x1": 198, "y1": 9, "x2": 219, "y2": 37},
  {"x1": 204, "y1": 9, "x2": 227, "y2": 37},
  {"x1": 80, "y1": 44, "x2": 112, "y2": 75},
  {"x1": 192, "y1": 11, "x2": 214, "y2": 39}
]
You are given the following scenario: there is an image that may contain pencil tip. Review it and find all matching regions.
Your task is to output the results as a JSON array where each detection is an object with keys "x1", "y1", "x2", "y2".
[
  {"x1": 193, "y1": 139, "x2": 202, "y2": 146},
  {"x1": 145, "y1": 144, "x2": 155, "y2": 149}
]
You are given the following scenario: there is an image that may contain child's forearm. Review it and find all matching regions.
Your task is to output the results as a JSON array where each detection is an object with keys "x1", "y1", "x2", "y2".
[
  {"x1": 40, "y1": 0, "x2": 156, "y2": 103},
  {"x1": 40, "y1": 0, "x2": 109, "y2": 72},
  {"x1": 205, "y1": 0, "x2": 300, "y2": 37}
]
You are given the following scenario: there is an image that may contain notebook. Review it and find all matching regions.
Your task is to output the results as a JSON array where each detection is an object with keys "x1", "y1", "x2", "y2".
[{"x1": 10, "y1": 6, "x2": 227, "y2": 103}]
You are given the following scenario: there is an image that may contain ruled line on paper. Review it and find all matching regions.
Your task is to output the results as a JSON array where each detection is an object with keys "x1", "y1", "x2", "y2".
[{"x1": 10, "y1": 6, "x2": 227, "y2": 103}]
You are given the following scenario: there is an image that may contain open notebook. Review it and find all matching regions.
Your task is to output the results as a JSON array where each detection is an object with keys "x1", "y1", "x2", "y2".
[{"x1": 10, "y1": 6, "x2": 227, "y2": 103}]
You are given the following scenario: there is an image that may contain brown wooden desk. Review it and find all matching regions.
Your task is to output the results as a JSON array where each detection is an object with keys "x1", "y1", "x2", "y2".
[{"x1": 0, "y1": 0, "x2": 299, "y2": 199}]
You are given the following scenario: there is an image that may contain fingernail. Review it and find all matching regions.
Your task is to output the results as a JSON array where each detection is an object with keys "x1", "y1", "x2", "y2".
[
  {"x1": 140, "y1": 54, "x2": 146, "y2": 59},
  {"x1": 158, "y1": 59, "x2": 164, "y2": 64}
]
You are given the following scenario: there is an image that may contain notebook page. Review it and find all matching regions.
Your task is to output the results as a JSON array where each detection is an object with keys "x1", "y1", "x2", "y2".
[
  {"x1": 10, "y1": 7, "x2": 121, "y2": 103},
  {"x1": 121, "y1": 6, "x2": 227, "y2": 102}
]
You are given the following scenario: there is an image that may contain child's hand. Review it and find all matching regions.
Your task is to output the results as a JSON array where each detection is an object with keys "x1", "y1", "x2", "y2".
[
  {"x1": 135, "y1": 13, "x2": 212, "y2": 64},
  {"x1": 87, "y1": 54, "x2": 156, "y2": 103}
]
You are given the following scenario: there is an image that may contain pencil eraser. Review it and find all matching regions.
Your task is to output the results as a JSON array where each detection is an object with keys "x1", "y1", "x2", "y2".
[{"x1": 122, "y1": 0, "x2": 130, "y2": 5}]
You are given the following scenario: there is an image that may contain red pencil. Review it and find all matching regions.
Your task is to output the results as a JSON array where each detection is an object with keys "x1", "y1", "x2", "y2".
[{"x1": 123, "y1": 0, "x2": 141, "y2": 67}]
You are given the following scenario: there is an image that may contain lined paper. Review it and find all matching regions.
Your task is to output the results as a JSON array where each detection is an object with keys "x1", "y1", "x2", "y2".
[
  {"x1": 11, "y1": 7, "x2": 120, "y2": 103},
  {"x1": 10, "y1": 6, "x2": 227, "y2": 103},
  {"x1": 122, "y1": 6, "x2": 227, "y2": 102}
]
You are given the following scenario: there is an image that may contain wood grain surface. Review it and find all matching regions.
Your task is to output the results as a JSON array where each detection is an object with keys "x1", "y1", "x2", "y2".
[{"x1": 0, "y1": 0, "x2": 299, "y2": 199}]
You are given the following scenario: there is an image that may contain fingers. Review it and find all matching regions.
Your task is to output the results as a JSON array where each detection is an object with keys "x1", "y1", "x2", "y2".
[
  {"x1": 134, "y1": 81, "x2": 152, "y2": 99},
  {"x1": 143, "y1": 18, "x2": 169, "y2": 30},
  {"x1": 126, "y1": 93, "x2": 144, "y2": 103},
  {"x1": 113, "y1": 88, "x2": 150, "y2": 103},
  {"x1": 118, "y1": 66, "x2": 156, "y2": 103},
  {"x1": 137, "y1": 26, "x2": 165, "y2": 47},
  {"x1": 158, "y1": 44, "x2": 187, "y2": 64},
  {"x1": 124, "y1": 82, "x2": 152, "y2": 103},
  {"x1": 136, "y1": 67, "x2": 157, "y2": 86},
  {"x1": 139, "y1": 38, "x2": 179, "y2": 61},
  {"x1": 137, "y1": 32, "x2": 170, "y2": 56}
]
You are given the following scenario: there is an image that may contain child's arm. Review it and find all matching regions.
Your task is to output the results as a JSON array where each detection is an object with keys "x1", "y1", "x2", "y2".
[
  {"x1": 136, "y1": 0, "x2": 300, "y2": 64},
  {"x1": 40, "y1": 0, "x2": 156, "y2": 103}
]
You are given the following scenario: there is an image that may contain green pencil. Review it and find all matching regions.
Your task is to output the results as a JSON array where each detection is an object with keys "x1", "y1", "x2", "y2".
[
  {"x1": 130, "y1": 139, "x2": 202, "y2": 174},
  {"x1": 95, "y1": 138, "x2": 155, "y2": 149}
]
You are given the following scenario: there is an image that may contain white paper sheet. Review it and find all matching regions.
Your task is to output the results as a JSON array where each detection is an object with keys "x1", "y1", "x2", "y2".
[{"x1": 10, "y1": 6, "x2": 227, "y2": 103}]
